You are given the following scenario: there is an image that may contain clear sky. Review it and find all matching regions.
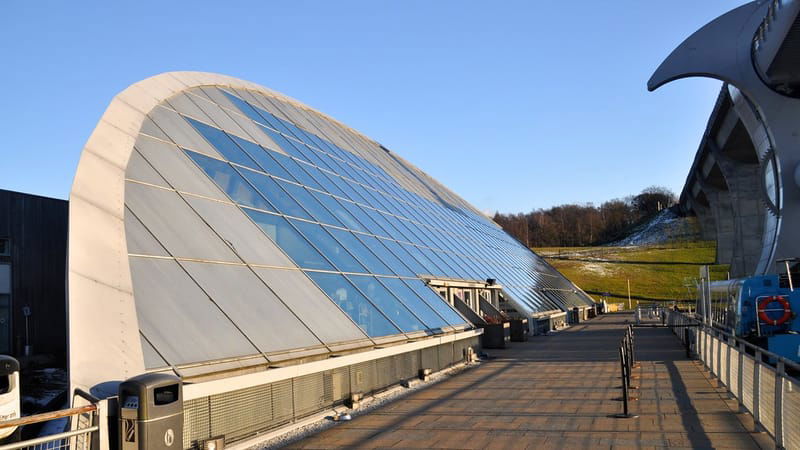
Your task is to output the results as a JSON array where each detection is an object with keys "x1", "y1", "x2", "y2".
[{"x1": 0, "y1": 1, "x2": 746, "y2": 213}]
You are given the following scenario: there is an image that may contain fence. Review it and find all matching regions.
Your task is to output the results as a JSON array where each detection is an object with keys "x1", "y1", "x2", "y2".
[
  {"x1": 0, "y1": 390, "x2": 101, "y2": 450},
  {"x1": 666, "y1": 311, "x2": 800, "y2": 449}
]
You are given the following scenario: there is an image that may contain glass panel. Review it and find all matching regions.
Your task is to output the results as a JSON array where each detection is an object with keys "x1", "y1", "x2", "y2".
[
  {"x1": 425, "y1": 248, "x2": 466, "y2": 278},
  {"x1": 260, "y1": 127, "x2": 307, "y2": 160},
  {"x1": 125, "y1": 182, "x2": 239, "y2": 262},
  {"x1": 310, "y1": 192, "x2": 366, "y2": 232},
  {"x1": 403, "y1": 244, "x2": 444, "y2": 275},
  {"x1": 379, "y1": 278, "x2": 451, "y2": 329},
  {"x1": 394, "y1": 219, "x2": 425, "y2": 244},
  {"x1": 306, "y1": 272, "x2": 400, "y2": 338},
  {"x1": 270, "y1": 115, "x2": 303, "y2": 140},
  {"x1": 245, "y1": 209, "x2": 334, "y2": 270},
  {"x1": 251, "y1": 106, "x2": 287, "y2": 132},
  {"x1": 141, "y1": 335, "x2": 167, "y2": 369},
  {"x1": 348, "y1": 275, "x2": 426, "y2": 332},
  {"x1": 303, "y1": 166, "x2": 347, "y2": 198},
  {"x1": 227, "y1": 135, "x2": 295, "y2": 182},
  {"x1": 341, "y1": 164, "x2": 371, "y2": 185},
  {"x1": 361, "y1": 207, "x2": 400, "y2": 238},
  {"x1": 222, "y1": 91, "x2": 271, "y2": 126},
  {"x1": 337, "y1": 200, "x2": 384, "y2": 234},
  {"x1": 382, "y1": 239, "x2": 428, "y2": 276},
  {"x1": 184, "y1": 196, "x2": 294, "y2": 267},
  {"x1": 253, "y1": 268, "x2": 368, "y2": 343},
  {"x1": 327, "y1": 228, "x2": 393, "y2": 275},
  {"x1": 380, "y1": 212, "x2": 416, "y2": 242},
  {"x1": 279, "y1": 181, "x2": 344, "y2": 227},
  {"x1": 403, "y1": 279, "x2": 468, "y2": 326},
  {"x1": 324, "y1": 173, "x2": 367, "y2": 204},
  {"x1": 185, "y1": 150, "x2": 274, "y2": 211},
  {"x1": 185, "y1": 117, "x2": 259, "y2": 169},
  {"x1": 135, "y1": 136, "x2": 228, "y2": 201},
  {"x1": 326, "y1": 157, "x2": 361, "y2": 183},
  {"x1": 272, "y1": 154, "x2": 323, "y2": 190},
  {"x1": 299, "y1": 130, "x2": 329, "y2": 153},
  {"x1": 238, "y1": 168, "x2": 313, "y2": 220},
  {"x1": 130, "y1": 258, "x2": 259, "y2": 365},
  {"x1": 356, "y1": 235, "x2": 416, "y2": 277},
  {"x1": 291, "y1": 220, "x2": 366, "y2": 273},
  {"x1": 300, "y1": 145, "x2": 335, "y2": 171},
  {"x1": 125, "y1": 208, "x2": 169, "y2": 256},
  {"x1": 181, "y1": 262, "x2": 322, "y2": 353}
]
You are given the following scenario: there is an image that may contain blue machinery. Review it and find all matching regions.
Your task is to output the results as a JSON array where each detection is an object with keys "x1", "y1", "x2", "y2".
[{"x1": 701, "y1": 259, "x2": 800, "y2": 362}]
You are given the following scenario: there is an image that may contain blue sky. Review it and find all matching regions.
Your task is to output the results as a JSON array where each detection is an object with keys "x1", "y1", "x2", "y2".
[{"x1": 0, "y1": 1, "x2": 744, "y2": 213}]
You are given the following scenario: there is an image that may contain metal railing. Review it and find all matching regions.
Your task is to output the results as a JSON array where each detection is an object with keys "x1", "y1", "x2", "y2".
[
  {"x1": 614, "y1": 325, "x2": 639, "y2": 419},
  {"x1": 634, "y1": 304, "x2": 665, "y2": 326},
  {"x1": 666, "y1": 310, "x2": 800, "y2": 449},
  {"x1": 0, "y1": 390, "x2": 102, "y2": 450}
]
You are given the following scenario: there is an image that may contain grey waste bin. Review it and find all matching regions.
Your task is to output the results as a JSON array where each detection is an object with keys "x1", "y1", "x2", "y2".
[{"x1": 119, "y1": 373, "x2": 183, "y2": 450}]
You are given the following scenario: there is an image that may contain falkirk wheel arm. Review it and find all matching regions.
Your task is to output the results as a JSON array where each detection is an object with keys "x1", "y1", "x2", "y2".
[{"x1": 647, "y1": 0, "x2": 800, "y2": 276}]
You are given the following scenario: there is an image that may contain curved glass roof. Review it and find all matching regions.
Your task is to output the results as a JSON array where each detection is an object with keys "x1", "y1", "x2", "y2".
[{"x1": 124, "y1": 85, "x2": 593, "y2": 370}]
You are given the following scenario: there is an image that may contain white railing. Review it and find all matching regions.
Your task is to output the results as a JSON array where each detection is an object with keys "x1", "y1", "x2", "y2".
[{"x1": 667, "y1": 311, "x2": 800, "y2": 449}]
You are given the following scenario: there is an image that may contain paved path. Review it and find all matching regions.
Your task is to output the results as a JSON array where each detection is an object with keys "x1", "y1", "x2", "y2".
[{"x1": 289, "y1": 314, "x2": 773, "y2": 449}]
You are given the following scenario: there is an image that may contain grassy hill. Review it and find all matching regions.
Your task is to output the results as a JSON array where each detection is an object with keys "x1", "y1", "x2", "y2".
[{"x1": 535, "y1": 241, "x2": 729, "y2": 308}]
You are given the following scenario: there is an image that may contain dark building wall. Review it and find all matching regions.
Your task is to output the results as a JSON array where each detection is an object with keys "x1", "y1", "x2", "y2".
[{"x1": 0, "y1": 189, "x2": 67, "y2": 365}]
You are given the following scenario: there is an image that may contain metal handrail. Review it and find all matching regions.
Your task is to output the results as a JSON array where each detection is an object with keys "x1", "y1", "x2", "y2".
[
  {"x1": 668, "y1": 309, "x2": 800, "y2": 448},
  {"x1": 0, "y1": 405, "x2": 97, "y2": 430},
  {"x1": 669, "y1": 311, "x2": 800, "y2": 373},
  {"x1": 73, "y1": 388, "x2": 100, "y2": 405},
  {"x1": 0, "y1": 426, "x2": 99, "y2": 450}
]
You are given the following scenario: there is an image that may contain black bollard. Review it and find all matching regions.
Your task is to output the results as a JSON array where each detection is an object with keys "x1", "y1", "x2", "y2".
[
  {"x1": 614, "y1": 346, "x2": 638, "y2": 419},
  {"x1": 624, "y1": 336, "x2": 639, "y2": 389},
  {"x1": 628, "y1": 325, "x2": 639, "y2": 369},
  {"x1": 625, "y1": 337, "x2": 632, "y2": 384}
]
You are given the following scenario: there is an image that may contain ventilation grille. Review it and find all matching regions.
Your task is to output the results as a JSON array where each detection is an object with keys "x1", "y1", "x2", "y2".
[{"x1": 182, "y1": 336, "x2": 479, "y2": 449}]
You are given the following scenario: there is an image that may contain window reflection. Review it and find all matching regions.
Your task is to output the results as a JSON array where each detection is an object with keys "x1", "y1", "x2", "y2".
[
  {"x1": 245, "y1": 209, "x2": 333, "y2": 271},
  {"x1": 185, "y1": 150, "x2": 273, "y2": 211},
  {"x1": 306, "y1": 272, "x2": 400, "y2": 337},
  {"x1": 348, "y1": 275, "x2": 425, "y2": 332}
]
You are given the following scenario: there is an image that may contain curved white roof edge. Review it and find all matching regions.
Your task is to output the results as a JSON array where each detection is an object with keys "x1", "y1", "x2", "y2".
[{"x1": 68, "y1": 71, "x2": 388, "y2": 397}]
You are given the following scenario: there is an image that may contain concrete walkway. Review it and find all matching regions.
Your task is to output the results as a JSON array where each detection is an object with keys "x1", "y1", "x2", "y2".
[{"x1": 288, "y1": 314, "x2": 773, "y2": 449}]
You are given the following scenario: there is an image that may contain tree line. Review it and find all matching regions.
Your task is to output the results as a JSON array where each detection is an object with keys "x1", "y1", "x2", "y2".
[{"x1": 493, "y1": 186, "x2": 677, "y2": 247}]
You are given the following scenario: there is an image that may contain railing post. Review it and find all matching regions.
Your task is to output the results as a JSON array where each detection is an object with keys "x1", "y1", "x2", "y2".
[
  {"x1": 775, "y1": 361, "x2": 785, "y2": 448},
  {"x1": 684, "y1": 327, "x2": 691, "y2": 359},
  {"x1": 738, "y1": 342, "x2": 746, "y2": 412},
  {"x1": 754, "y1": 350, "x2": 762, "y2": 429},
  {"x1": 725, "y1": 338, "x2": 732, "y2": 394},
  {"x1": 716, "y1": 333, "x2": 722, "y2": 382},
  {"x1": 97, "y1": 398, "x2": 110, "y2": 450}
]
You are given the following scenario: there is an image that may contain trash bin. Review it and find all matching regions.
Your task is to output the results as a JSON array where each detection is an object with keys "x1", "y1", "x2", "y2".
[
  {"x1": 119, "y1": 373, "x2": 183, "y2": 450},
  {"x1": 0, "y1": 356, "x2": 20, "y2": 440}
]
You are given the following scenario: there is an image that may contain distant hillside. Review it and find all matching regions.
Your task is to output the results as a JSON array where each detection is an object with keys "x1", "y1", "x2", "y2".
[
  {"x1": 536, "y1": 242, "x2": 728, "y2": 306},
  {"x1": 606, "y1": 209, "x2": 701, "y2": 247},
  {"x1": 493, "y1": 186, "x2": 679, "y2": 247}
]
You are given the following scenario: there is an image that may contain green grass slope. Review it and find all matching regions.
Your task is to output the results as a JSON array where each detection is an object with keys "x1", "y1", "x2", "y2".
[{"x1": 536, "y1": 241, "x2": 729, "y2": 306}]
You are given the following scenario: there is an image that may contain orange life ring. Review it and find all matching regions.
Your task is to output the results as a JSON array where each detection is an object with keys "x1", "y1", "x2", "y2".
[{"x1": 757, "y1": 296, "x2": 793, "y2": 326}]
